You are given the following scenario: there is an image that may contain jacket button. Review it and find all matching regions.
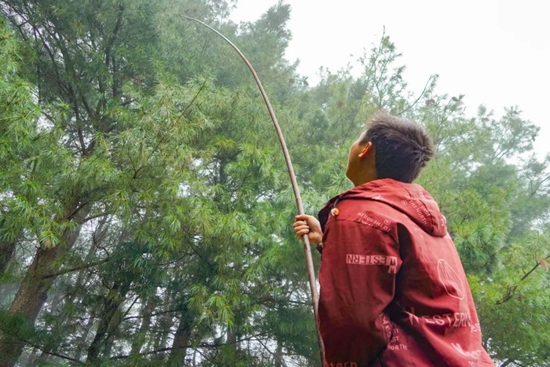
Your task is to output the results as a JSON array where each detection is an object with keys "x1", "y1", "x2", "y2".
[{"x1": 331, "y1": 208, "x2": 340, "y2": 216}]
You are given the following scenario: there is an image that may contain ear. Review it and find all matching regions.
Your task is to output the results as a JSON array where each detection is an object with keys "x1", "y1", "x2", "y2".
[{"x1": 358, "y1": 142, "x2": 373, "y2": 158}]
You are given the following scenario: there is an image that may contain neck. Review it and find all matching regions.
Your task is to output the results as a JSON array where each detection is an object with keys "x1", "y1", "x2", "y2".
[{"x1": 352, "y1": 169, "x2": 377, "y2": 187}]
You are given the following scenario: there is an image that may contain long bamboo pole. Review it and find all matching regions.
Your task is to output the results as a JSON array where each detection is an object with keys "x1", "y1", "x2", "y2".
[{"x1": 183, "y1": 15, "x2": 324, "y2": 364}]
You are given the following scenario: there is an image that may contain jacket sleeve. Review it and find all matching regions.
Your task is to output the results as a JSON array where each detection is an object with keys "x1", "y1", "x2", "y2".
[{"x1": 318, "y1": 218, "x2": 402, "y2": 367}]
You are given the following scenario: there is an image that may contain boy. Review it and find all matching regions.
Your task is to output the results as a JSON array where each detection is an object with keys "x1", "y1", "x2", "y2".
[{"x1": 293, "y1": 112, "x2": 494, "y2": 366}]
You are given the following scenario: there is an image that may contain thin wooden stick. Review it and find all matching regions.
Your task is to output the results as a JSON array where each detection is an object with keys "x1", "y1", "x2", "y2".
[{"x1": 182, "y1": 15, "x2": 324, "y2": 363}]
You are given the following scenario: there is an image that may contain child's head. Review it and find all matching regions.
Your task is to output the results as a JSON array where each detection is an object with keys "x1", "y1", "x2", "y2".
[{"x1": 346, "y1": 111, "x2": 435, "y2": 186}]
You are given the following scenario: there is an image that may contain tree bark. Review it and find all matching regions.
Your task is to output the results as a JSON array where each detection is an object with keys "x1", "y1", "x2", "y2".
[
  {"x1": 86, "y1": 281, "x2": 130, "y2": 364},
  {"x1": 0, "y1": 241, "x2": 16, "y2": 276},
  {"x1": 130, "y1": 298, "x2": 155, "y2": 356},
  {"x1": 167, "y1": 307, "x2": 193, "y2": 367},
  {"x1": 33, "y1": 217, "x2": 110, "y2": 363},
  {"x1": 152, "y1": 291, "x2": 176, "y2": 362},
  {"x1": 274, "y1": 342, "x2": 283, "y2": 367},
  {"x1": 0, "y1": 207, "x2": 89, "y2": 367}
]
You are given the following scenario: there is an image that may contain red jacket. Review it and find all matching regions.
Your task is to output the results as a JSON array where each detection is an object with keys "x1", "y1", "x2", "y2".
[{"x1": 317, "y1": 179, "x2": 494, "y2": 367}]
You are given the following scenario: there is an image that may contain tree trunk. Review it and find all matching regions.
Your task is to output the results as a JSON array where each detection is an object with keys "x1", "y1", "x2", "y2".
[
  {"x1": 130, "y1": 298, "x2": 155, "y2": 356},
  {"x1": 0, "y1": 241, "x2": 17, "y2": 275},
  {"x1": 72, "y1": 317, "x2": 95, "y2": 362},
  {"x1": 0, "y1": 241, "x2": 16, "y2": 276},
  {"x1": 0, "y1": 207, "x2": 88, "y2": 367},
  {"x1": 0, "y1": 213, "x2": 21, "y2": 277},
  {"x1": 153, "y1": 295, "x2": 175, "y2": 362},
  {"x1": 33, "y1": 286, "x2": 65, "y2": 364},
  {"x1": 33, "y1": 219, "x2": 109, "y2": 364},
  {"x1": 227, "y1": 326, "x2": 236, "y2": 351},
  {"x1": 0, "y1": 283, "x2": 18, "y2": 310},
  {"x1": 274, "y1": 342, "x2": 283, "y2": 367},
  {"x1": 86, "y1": 281, "x2": 130, "y2": 364},
  {"x1": 167, "y1": 307, "x2": 193, "y2": 367}
]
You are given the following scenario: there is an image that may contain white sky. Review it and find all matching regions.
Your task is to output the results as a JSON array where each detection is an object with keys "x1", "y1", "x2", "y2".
[{"x1": 231, "y1": 0, "x2": 550, "y2": 156}]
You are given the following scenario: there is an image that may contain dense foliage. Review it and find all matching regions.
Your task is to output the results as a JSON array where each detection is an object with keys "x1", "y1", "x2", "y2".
[{"x1": 1, "y1": 1, "x2": 548, "y2": 366}]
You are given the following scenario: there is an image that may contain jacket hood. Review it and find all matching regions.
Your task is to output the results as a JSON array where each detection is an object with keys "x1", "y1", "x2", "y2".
[{"x1": 323, "y1": 178, "x2": 448, "y2": 237}]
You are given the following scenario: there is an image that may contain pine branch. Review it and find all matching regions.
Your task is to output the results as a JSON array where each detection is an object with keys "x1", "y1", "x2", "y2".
[
  {"x1": 255, "y1": 337, "x2": 288, "y2": 367},
  {"x1": 30, "y1": 348, "x2": 83, "y2": 365},
  {"x1": 108, "y1": 332, "x2": 269, "y2": 360},
  {"x1": 174, "y1": 76, "x2": 209, "y2": 125},
  {"x1": 519, "y1": 255, "x2": 549, "y2": 282},
  {"x1": 42, "y1": 258, "x2": 110, "y2": 279},
  {"x1": 122, "y1": 307, "x2": 180, "y2": 321},
  {"x1": 496, "y1": 254, "x2": 550, "y2": 305},
  {"x1": 1, "y1": 332, "x2": 84, "y2": 365},
  {"x1": 499, "y1": 359, "x2": 515, "y2": 367},
  {"x1": 398, "y1": 75, "x2": 436, "y2": 115}
]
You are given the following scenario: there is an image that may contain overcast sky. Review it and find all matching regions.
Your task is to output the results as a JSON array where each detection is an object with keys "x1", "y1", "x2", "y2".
[{"x1": 231, "y1": 0, "x2": 550, "y2": 156}]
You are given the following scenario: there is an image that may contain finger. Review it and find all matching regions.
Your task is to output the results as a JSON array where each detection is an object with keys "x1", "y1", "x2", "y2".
[
  {"x1": 295, "y1": 226, "x2": 310, "y2": 234},
  {"x1": 292, "y1": 220, "x2": 307, "y2": 228},
  {"x1": 295, "y1": 214, "x2": 310, "y2": 222},
  {"x1": 293, "y1": 225, "x2": 310, "y2": 234}
]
